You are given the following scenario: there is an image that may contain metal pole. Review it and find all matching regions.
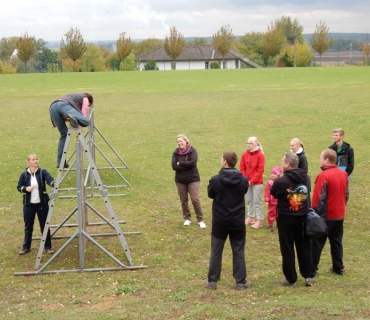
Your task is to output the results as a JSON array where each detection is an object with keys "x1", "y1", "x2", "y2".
[{"x1": 293, "y1": 26, "x2": 297, "y2": 68}]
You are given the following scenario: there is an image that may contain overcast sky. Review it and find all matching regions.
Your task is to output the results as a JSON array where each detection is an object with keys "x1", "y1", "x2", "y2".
[{"x1": 2, "y1": 0, "x2": 369, "y2": 41}]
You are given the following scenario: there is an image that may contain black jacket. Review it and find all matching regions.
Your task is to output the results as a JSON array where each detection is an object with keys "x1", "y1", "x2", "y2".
[
  {"x1": 297, "y1": 150, "x2": 308, "y2": 174},
  {"x1": 329, "y1": 141, "x2": 354, "y2": 176},
  {"x1": 270, "y1": 168, "x2": 310, "y2": 216},
  {"x1": 171, "y1": 147, "x2": 200, "y2": 184},
  {"x1": 208, "y1": 168, "x2": 249, "y2": 229},
  {"x1": 17, "y1": 168, "x2": 55, "y2": 206}
]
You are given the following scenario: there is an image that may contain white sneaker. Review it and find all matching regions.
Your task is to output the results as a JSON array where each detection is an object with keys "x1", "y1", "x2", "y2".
[
  {"x1": 183, "y1": 220, "x2": 191, "y2": 226},
  {"x1": 198, "y1": 221, "x2": 206, "y2": 229}
]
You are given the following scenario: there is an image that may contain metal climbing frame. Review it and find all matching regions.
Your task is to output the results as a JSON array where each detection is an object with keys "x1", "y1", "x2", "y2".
[{"x1": 14, "y1": 124, "x2": 146, "y2": 275}]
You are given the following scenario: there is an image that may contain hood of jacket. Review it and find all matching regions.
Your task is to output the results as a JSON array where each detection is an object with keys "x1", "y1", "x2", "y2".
[
  {"x1": 219, "y1": 168, "x2": 243, "y2": 187},
  {"x1": 283, "y1": 168, "x2": 307, "y2": 184}
]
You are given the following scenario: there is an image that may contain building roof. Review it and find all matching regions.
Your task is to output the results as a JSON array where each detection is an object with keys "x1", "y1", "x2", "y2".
[{"x1": 136, "y1": 45, "x2": 245, "y2": 62}]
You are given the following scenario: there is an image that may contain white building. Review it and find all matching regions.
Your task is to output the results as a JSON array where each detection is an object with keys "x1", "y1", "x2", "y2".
[{"x1": 136, "y1": 45, "x2": 261, "y2": 71}]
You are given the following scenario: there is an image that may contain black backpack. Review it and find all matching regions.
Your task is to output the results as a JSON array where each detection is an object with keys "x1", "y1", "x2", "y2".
[{"x1": 303, "y1": 208, "x2": 328, "y2": 239}]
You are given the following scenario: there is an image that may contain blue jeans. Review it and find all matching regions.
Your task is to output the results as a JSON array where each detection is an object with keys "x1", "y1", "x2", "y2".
[{"x1": 50, "y1": 101, "x2": 89, "y2": 166}]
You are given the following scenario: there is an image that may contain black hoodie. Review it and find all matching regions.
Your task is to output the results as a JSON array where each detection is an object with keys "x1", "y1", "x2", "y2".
[
  {"x1": 208, "y1": 168, "x2": 249, "y2": 229},
  {"x1": 270, "y1": 168, "x2": 310, "y2": 216}
]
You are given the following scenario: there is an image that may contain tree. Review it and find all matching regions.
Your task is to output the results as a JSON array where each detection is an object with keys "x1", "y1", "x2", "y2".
[
  {"x1": 80, "y1": 43, "x2": 108, "y2": 72},
  {"x1": 261, "y1": 22, "x2": 286, "y2": 65},
  {"x1": 143, "y1": 60, "x2": 159, "y2": 70},
  {"x1": 116, "y1": 32, "x2": 133, "y2": 63},
  {"x1": 164, "y1": 27, "x2": 185, "y2": 69},
  {"x1": 188, "y1": 37, "x2": 209, "y2": 46},
  {"x1": 34, "y1": 47, "x2": 58, "y2": 73},
  {"x1": 310, "y1": 21, "x2": 334, "y2": 66},
  {"x1": 276, "y1": 42, "x2": 313, "y2": 67},
  {"x1": 134, "y1": 38, "x2": 164, "y2": 55},
  {"x1": 235, "y1": 32, "x2": 266, "y2": 66},
  {"x1": 107, "y1": 53, "x2": 121, "y2": 71},
  {"x1": 60, "y1": 27, "x2": 86, "y2": 71},
  {"x1": 0, "y1": 36, "x2": 19, "y2": 61},
  {"x1": 121, "y1": 53, "x2": 137, "y2": 71},
  {"x1": 275, "y1": 16, "x2": 304, "y2": 45},
  {"x1": 212, "y1": 25, "x2": 234, "y2": 68},
  {"x1": 17, "y1": 32, "x2": 36, "y2": 73},
  {"x1": 362, "y1": 33, "x2": 370, "y2": 66}
]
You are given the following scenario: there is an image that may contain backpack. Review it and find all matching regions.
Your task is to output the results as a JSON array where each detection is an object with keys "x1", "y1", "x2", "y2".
[{"x1": 303, "y1": 208, "x2": 328, "y2": 239}]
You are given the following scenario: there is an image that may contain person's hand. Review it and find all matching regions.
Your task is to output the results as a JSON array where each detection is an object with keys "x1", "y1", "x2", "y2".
[
  {"x1": 49, "y1": 190, "x2": 57, "y2": 200},
  {"x1": 26, "y1": 186, "x2": 33, "y2": 192}
]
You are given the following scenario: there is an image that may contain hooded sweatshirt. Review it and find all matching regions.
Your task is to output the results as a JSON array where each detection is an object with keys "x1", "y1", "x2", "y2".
[
  {"x1": 270, "y1": 168, "x2": 309, "y2": 216},
  {"x1": 208, "y1": 168, "x2": 249, "y2": 229}
]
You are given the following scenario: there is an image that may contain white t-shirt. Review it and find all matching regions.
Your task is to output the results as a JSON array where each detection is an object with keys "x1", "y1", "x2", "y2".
[{"x1": 29, "y1": 170, "x2": 40, "y2": 204}]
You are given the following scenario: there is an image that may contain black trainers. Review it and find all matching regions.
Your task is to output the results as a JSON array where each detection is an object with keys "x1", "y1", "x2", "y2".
[
  {"x1": 235, "y1": 280, "x2": 252, "y2": 290},
  {"x1": 64, "y1": 113, "x2": 79, "y2": 128},
  {"x1": 268, "y1": 226, "x2": 274, "y2": 232},
  {"x1": 206, "y1": 282, "x2": 217, "y2": 290},
  {"x1": 330, "y1": 268, "x2": 345, "y2": 275},
  {"x1": 19, "y1": 249, "x2": 30, "y2": 255}
]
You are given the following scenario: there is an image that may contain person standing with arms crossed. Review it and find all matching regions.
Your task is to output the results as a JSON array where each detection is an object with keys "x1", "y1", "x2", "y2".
[
  {"x1": 171, "y1": 134, "x2": 206, "y2": 228},
  {"x1": 311, "y1": 149, "x2": 348, "y2": 275},
  {"x1": 207, "y1": 151, "x2": 251, "y2": 290}
]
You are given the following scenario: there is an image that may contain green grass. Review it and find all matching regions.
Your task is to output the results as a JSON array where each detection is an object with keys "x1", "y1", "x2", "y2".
[{"x1": 1, "y1": 68, "x2": 370, "y2": 319}]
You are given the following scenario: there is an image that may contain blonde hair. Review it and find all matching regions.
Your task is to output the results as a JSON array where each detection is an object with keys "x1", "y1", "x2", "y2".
[
  {"x1": 248, "y1": 136, "x2": 263, "y2": 152},
  {"x1": 177, "y1": 134, "x2": 190, "y2": 145},
  {"x1": 291, "y1": 138, "x2": 304, "y2": 149},
  {"x1": 332, "y1": 128, "x2": 344, "y2": 136},
  {"x1": 27, "y1": 154, "x2": 38, "y2": 162}
]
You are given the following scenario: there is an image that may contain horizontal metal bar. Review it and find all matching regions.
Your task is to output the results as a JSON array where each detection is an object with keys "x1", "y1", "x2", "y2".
[{"x1": 14, "y1": 265, "x2": 147, "y2": 276}]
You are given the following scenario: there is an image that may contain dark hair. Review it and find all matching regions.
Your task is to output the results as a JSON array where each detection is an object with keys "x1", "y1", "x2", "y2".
[
  {"x1": 84, "y1": 93, "x2": 93, "y2": 105},
  {"x1": 223, "y1": 151, "x2": 238, "y2": 168},
  {"x1": 321, "y1": 149, "x2": 337, "y2": 164}
]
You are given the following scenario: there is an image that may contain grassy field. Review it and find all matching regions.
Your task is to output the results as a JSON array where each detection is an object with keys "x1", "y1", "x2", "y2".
[{"x1": 0, "y1": 68, "x2": 369, "y2": 319}]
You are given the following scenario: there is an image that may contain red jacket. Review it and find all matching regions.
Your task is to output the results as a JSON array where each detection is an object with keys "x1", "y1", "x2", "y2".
[
  {"x1": 264, "y1": 179, "x2": 278, "y2": 205},
  {"x1": 239, "y1": 148, "x2": 265, "y2": 185},
  {"x1": 311, "y1": 165, "x2": 348, "y2": 221}
]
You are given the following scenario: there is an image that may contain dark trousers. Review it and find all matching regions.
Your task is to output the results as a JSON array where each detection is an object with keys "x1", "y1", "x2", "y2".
[
  {"x1": 23, "y1": 203, "x2": 52, "y2": 250},
  {"x1": 208, "y1": 226, "x2": 247, "y2": 284},
  {"x1": 312, "y1": 220, "x2": 344, "y2": 272},
  {"x1": 277, "y1": 214, "x2": 315, "y2": 283}
]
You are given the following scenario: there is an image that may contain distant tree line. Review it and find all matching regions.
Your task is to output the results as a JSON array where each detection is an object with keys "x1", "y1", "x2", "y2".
[{"x1": 1, "y1": 18, "x2": 369, "y2": 73}]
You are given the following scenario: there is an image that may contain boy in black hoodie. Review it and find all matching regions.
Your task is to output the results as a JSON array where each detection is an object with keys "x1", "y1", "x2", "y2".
[
  {"x1": 207, "y1": 151, "x2": 251, "y2": 290},
  {"x1": 270, "y1": 152, "x2": 316, "y2": 287}
]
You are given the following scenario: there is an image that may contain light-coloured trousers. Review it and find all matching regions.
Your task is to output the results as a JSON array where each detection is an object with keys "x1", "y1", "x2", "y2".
[
  {"x1": 246, "y1": 184, "x2": 264, "y2": 221},
  {"x1": 176, "y1": 181, "x2": 204, "y2": 222}
]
